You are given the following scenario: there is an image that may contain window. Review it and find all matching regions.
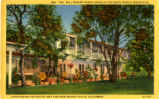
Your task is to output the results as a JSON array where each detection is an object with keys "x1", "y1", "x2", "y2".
[
  {"x1": 63, "y1": 64, "x2": 66, "y2": 72},
  {"x1": 123, "y1": 51, "x2": 127, "y2": 57},
  {"x1": 79, "y1": 64, "x2": 84, "y2": 75},
  {"x1": 78, "y1": 44, "x2": 84, "y2": 50},
  {"x1": 92, "y1": 43, "x2": 102, "y2": 53},
  {"x1": 93, "y1": 63, "x2": 96, "y2": 69},
  {"x1": 92, "y1": 43, "x2": 98, "y2": 52},
  {"x1": 82, "y1": 64, "x2": 84, "y2": 74},
  {"x1": 70, "y1": 37, "x2": 75, "y2": 48},
  {"x1": 101, "y1": 64, "x2": 104, "y2": 75},
  {"x1": 61, "y1": 41, "x2": 67, "y2": 48},
  {"x1": 60, "y1": 64, "x2": 66, "y2": 77},
  {"x1": 84, "y1": 41, "x2": 90, "y2": 51},
  {"x1": 79, "y1": 64, "x2": 81, "y2": 75}
]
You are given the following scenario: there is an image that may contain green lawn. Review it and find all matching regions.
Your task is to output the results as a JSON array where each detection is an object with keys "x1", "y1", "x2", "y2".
[{"x1": 6, "y1": 78, "x2": 153, "y2": 94}]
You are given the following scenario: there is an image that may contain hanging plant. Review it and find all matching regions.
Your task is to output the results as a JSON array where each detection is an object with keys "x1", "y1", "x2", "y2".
[
  {"x1": 68, "y1": 63, "x2": 74, "y2": 68},
  {"x1": 94, "y1": 67, "x2": 98, "y2": 71},
  {"x1": 59, "y1": 63, "x2": 62, "y2": 68}
]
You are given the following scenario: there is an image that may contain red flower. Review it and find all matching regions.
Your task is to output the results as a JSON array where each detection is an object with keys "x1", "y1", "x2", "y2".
[
  {"x1": 69, "y1": 63, "x2": 74, "y2": 68},
  {"x1": 94, "y1": 67, "x2": 98, "y2": 71},
  {"x1": 59, "y1": 63, "x2": 62, "y2": 67}
]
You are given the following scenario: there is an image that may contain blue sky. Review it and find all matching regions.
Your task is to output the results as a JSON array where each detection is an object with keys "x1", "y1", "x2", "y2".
[{"x1": 56, "y1": 5, "x2": 81, "y2": 33}]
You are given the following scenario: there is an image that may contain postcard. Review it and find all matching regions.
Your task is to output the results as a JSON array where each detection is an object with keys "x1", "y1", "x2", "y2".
[{"x1": 0, "y1": 0, "x2": 159, "y2": 99}]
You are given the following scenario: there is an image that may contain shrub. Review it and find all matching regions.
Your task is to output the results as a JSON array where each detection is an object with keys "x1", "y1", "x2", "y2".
[
  {"x1": 135, "y1": 71, "x2": 148, "y2": 78},
  {"x1": 32, "y1": 72, "x2": 40, "y2": 85},
  {"x1": 79, "y1": 75, "x2": 82, "y2": 80},
  {"x1": 100, "y1": 76, "x2": 104, "y2": 81},
  {"x1": 57, "y1": 78, "x2": 61, "y2": 84},
  {"x1": 69, "y1": 77, "x2": 73, "y2": 83},
  {"x1": 83, "y1": 77, "x2": 87, "y2": 82},
  {"x1": 12, "y1": 67, "x2": 20, "y2": 85}
]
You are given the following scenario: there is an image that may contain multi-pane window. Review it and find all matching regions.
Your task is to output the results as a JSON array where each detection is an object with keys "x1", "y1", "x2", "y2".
[
  {"x1": 93, "y1": 63, "x2": 96, "y2": 70},
  {"x1": 79, "y1": 64, "x2": 84, "y2": 75},
  {"x1": 82, "y1": 64, "x2": 84, "y2": 73},
  {"x1": 79, "y1": 64, "x2": 81, "y2": 75},
  {"x1": 101, "y1": 64, "x2": 104, "y2": 75},
  {"x1": 70, "y1": 37, "x2": 75, "y2": 48},
  {"x1": 122, "y1": 51, "x2": 127, "y2": 57},
  {"x1": 92, "y1": 43, "x2": 102, "y2": 53},
  {"x1": 63, "y1": 64, "x2": 66, "y2": 72},
  {"x1": 92, "y1": 43, "x2": 98, "y2": 52},
  {"x1": 78, "y1": 44, "x2": 84, "y2": 50},
  {"x1": 84, "y1": 41, "x2": 90, "y2": 51},
  {"x1": 60, "y1": 64, "x2": 66, "y2": 76}
]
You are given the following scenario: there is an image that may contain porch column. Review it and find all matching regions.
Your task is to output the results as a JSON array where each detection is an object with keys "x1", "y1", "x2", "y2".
[{"x1": 8, "y1": 50, "x2": 12, "y2": 86}]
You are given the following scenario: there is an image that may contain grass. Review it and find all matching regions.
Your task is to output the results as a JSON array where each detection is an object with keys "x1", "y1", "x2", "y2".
[{"x1": 6, "y1": 78, "x2": 153, "y2": 94}]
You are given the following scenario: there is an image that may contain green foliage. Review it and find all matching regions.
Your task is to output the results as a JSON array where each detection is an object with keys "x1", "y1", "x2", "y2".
[
  {"x1": 83, "y1": 77, "x2": 87, "y2": 82},
  {"x1": 126, "y1": 34, "x2": 154, "y2": 77},
  {"x1": 26, "y1": 5, "x2": 67, "y2": 75},
  {"x1": 79, "y1": 75, "x2": 82, "y2": 80},
  {"x1": 69, "y1": 77, "x2": 73, "y2": 83},
  {"x1": 85, "y1": 64, "x2": 98, "y2": 79},
  {"x1": 12, "y1": 67, "x2": 20, "y2": 85},
  {"x1": 57, "y1": 78, "x2": 61, "y2": 84},
  {"x1": 32, "y1": 58, "x2": 38, "y2": 69},
  {"x1": 72, "y1": 5, "x2": 154, "y2": 82},
  {"x1": 32, "y1": 72, "x2": 40, "y2": 85},
  {"x1": 93, "y1": 72, "x2": 98, "y2": 81},
  {"x1": 100, "y1": 75, "x2": 104, "y2": 81},
  {"x1": 85, "y1": 64, "x2": 93, "y2": 79},
  {"x1": 135, "y1": 71, "x2": 148, "y2": 78}
]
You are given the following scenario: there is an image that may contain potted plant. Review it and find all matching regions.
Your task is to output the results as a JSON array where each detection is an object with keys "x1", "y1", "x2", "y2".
[
  {"x1": 59, "y1": 63, "x2": 62, "y2": 68},
  {"x1": 48, "y1": 76, "x2": 57, "y2": 85},
  {"x1": 94, "y1": 67, "x2": 98, "y2": 71}
]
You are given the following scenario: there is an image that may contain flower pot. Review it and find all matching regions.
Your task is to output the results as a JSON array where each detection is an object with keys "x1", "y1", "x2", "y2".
[
  {"x1": 44, "y1": 81, "x2": 49, "y2": 85},
  {"x1": 78, "y1": 80, "x2": 83, "y2": 83},
  {"x1": 64, "y1": 80, "x2": 69, "y2": 84},
  {"x1": 48, "y1": 78, "x2": 57, "y2": 83}
]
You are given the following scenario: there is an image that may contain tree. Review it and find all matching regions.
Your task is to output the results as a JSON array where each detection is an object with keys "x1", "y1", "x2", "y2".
[
  {"x1": 27, "y1": 5, "x2": 68, "y2": 76},
  {"x1": 7, "y1": 5, "x2": 32, "y2": 86},
  {"x1": 125, "y1": 5, "x2": 154, "y2": 78},
  {"x1": 71, "y1": 5, "x2": 153, "y2": 82},
  {"x1": 126, "y1": 26, "x2": 153, "y2": 78}
]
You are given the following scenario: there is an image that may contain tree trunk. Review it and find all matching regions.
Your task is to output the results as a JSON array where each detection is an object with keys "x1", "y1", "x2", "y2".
[
  {"x1": 19, "y1": 50, "x2": 26, "y2": 87},
  {"x1": 103, "y1": 47, "x2": 111, "y2": 80},
  {"x1": 111, "y1": 63, "x2": 117, "y2": 82},
  {"x1": 146, "y1": 64, "x2": 151, "y2": 78},
  {"x1": 53, "y1": 55, "x2": 58, "y2": 76},
  {"x1": 48, "y1": 55, "x2": 51, "y2": 77},
  {"x1": 110, "y1": 31, "x2": 121, "y2": 82}
]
